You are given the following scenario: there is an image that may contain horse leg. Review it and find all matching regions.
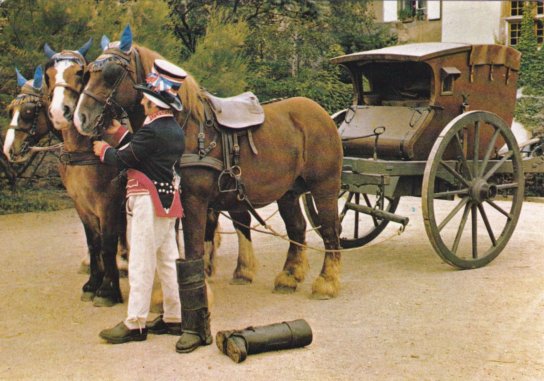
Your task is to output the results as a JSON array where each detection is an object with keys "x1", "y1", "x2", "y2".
[
  {"x1": 273, "y1": 192, "x2": 309, "y2": 294},
  {"x1": 81, "y1": 224, "x2": 103, "y2": 301},
  {"x1": 229, "y1": 210, "x2": 256, "y2": 285},
  {"x1": 93, "y1": 229, "x2": 123, "y2": 307},
  {"x1": 203, "y1": 209, "x2": 220, "y2": 277},
  {"x1": 309, "y1": 193, "x2": 341, "y2": 299}
]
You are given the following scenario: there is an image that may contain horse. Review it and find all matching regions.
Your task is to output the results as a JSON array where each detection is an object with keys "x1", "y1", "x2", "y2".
[
  {"x1": 78, "y1": 27, "x2": 259, "y2": 286},
  {"x1": 74, "y1": 27, "x2": 343, "y2": 299},
  {"x1": 40, "y1": 41, "x2": 126, "y2": 307},
  {"x1": 3, "y1": 66, "x2": 60, "y2": 163}
]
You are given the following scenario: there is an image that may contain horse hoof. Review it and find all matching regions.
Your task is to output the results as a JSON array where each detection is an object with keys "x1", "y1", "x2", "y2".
[
  {"x1": 93, "y1": 296, "x2": 118, "y2": 307},
  {"x1": 81, "y1": 291, "x2": 95, "y2": 302},
  {"x1": 273, "y1": 285, "x2": 296, "y2": 294},
  {"x1": 229, "y1": 277, "x2": 252, "y2": 285},
  {"x1": 310, "y1": 292, "x2": 333, "y2": 300}
]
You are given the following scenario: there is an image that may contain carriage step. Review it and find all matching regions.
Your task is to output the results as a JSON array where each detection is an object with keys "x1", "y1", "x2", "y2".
[{"x1": 345, "y1": 202, "x2": 409, "y2": 227}]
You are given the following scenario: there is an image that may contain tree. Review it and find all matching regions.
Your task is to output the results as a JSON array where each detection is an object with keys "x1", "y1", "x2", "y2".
[
  {"x1": 329, "y1": 0, "x2": 397, "y2": 54},
  {"x1": 183, "y1": 10, "x2": 249, "y2": 96},
  {"x1": 166, "y1": 0, "x2": 320, "y2": 58}
]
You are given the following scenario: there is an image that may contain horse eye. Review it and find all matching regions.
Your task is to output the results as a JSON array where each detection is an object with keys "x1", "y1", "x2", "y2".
[
  {"x1": 20, "y1": 103, "x2": 36, "y2": 120},
  {"x1": 102, "y1": 63, "x2": 123, "y2": 86}
]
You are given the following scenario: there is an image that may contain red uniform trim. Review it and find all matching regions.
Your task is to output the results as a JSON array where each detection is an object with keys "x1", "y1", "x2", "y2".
[{"x1": 126, "y1": 169, "x2": 183, "y2": 218}]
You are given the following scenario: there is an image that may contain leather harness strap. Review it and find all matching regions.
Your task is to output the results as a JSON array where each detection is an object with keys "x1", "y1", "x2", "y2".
[{"x1": 59, "y1": 147, "x2": 102, "y2": 166}]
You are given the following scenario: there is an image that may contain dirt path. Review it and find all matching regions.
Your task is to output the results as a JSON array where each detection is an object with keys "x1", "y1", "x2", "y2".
[{"x1": 1, "y1": 197, "x2": 543, "y2": 380}]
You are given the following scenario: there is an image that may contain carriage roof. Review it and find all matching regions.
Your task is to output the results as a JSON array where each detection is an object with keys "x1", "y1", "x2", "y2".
[{"x1": 331, "y1": 43, "x2": 521, "y2": 72}]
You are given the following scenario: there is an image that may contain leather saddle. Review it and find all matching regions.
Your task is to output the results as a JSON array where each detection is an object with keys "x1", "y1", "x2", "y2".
[{"x1": 205, "y1": 91, "x2": 265, "y2": 129}]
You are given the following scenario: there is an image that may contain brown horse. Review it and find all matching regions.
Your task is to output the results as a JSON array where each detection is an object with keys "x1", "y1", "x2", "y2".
[
  {"x1": 74, "y1": 30, "x2": 343, "y2": 298},
  {"x1": 78, "y1": 28, "x2": 258, "y2": 286},
  {"x1": 3, "y1": 66, "x2": 59, "y2": 163},
  {"x1": 41, "y1": 43, "x2": 126, "y2": 307}
]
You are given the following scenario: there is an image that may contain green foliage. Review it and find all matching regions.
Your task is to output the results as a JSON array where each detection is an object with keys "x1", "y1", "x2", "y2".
[
  {"x1": 330, "y1": 0, "x2": 397, "y2": 54},
  {"x1": 514, "y1": 95, "x2": 544, "y2": 136},
  {"x1": 0, "y1": 0, "x2": 179, "y2": 114},
  {"x1": 514, "y1": 2, "x2": 544, "y2": 135},
  {"x1": 517, "y1": 2, "x2": 539, "y2": 88},
  {"x1": 183, "y1": 10, "x2": 249, "y2": 96},
  {"x1": 0, "y1": 186, "x2": 73, "y2": 214}
]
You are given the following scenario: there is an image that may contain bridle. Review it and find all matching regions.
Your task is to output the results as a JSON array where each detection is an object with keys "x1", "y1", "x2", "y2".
[
  {"x1": 8, "y1": 93, "x2": 47, "y2": 157},
  {"x1": 46, "y1": 52, "x2": 88, "y2": 99},
  {"x1": 82, "y1": 48, "x2": 143, "y2": 134}
]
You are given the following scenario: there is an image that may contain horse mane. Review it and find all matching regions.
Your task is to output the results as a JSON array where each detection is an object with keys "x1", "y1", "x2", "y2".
[{"x1": 133, "y1": 43, "x2": 205, "y2": 124}]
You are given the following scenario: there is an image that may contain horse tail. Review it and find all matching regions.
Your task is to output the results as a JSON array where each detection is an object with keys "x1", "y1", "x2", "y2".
[{"x1": 179, "y1": 74, "x2": 205, "y2": 124}]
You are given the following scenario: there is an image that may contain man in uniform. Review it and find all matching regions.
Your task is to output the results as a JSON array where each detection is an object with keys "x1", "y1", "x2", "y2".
[{"x1": 93, "y1": 59, "x2": 186, "y2": 344}]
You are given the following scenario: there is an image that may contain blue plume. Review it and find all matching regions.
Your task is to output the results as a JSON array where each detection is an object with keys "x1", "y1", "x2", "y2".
[
  {"x1": 101, "y1": 35, "x2": 110, "y2": 50},
  {"x1": 33, "y1": 65, "x2": 43, "y2": 89},
  {"x1": 119, "y1": 24, "x2": 132, "y2": 52},
  {"x1": 15, "y1": 67, "x2": 27, "y2": 87},
  {"x1": 78, "y1": 38, "x2": 93, "y2": 57},
  {"x1": 44, "y1": 43, "x2": 57, "y2": 58}
]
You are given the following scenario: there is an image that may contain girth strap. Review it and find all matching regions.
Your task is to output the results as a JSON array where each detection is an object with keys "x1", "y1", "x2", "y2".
[{"x1": 179, "y1": 154, "x2": 224, "y2": 171}]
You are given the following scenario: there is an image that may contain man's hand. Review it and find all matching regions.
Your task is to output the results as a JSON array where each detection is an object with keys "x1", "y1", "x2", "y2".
[
  {"x1": 93, "y1": 140, "x2": 109, "y2": 156},
  {"x1": 105, "y1": 119, "x2": 122, "y2": 135}
]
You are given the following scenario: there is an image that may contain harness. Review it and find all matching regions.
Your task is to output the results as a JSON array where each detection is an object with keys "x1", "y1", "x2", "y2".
[
  {"x1": 84, "y1": 48, "x2": 144, "y2": 134},
  {"x1": 180, "y1": 93, "x2": 268, "y2": 226}
]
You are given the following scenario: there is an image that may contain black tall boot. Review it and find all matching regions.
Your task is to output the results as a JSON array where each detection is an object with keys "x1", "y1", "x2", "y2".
[
  {"x1": 216, "y1": 319, "x2": 313, "y2": 362},
  {"x1": 175, "y1": 258, "x2": 212, "y2": 353}
]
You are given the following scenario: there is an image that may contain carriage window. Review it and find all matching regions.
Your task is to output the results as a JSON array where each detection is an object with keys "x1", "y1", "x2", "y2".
[
  {"x1": 440, "y1": 67, "x2": 460, "y2": 95},
  {"x1": 359, "y1": 61, "x2": 432, "y2": 106}
]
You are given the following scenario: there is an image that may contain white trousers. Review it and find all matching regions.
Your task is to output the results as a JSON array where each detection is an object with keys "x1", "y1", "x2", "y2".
[{"x1": 124, "y1": 194, "x2": 181, "y2": 330}]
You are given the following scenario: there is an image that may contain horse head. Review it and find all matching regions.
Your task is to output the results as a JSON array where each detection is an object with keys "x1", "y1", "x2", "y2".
[
  {"x1": 74, "y1": 25, "x2": 146, "y2": 137},
  {"x1": 44, "y1": 38, "x2": 92, "y2": 130},
  {"x1": 3, "y1": 66, "x2": 52, "y2": 163}
]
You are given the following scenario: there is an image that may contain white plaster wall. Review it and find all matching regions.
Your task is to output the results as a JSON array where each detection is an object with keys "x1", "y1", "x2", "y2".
[
  {"x1": 383, "y1": 0, "x2": 398, "y2": 22},
  {"x1": 442, "y1": 1, "x2": 502, "y2": 43},
  {"x1": 427, "y1": 0, "x2": 441, "y2": 20}
]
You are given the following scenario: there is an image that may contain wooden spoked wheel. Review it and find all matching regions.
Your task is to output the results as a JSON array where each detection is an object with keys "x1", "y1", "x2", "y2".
[
  {"x1": 303, "y1": 191, "x2": 400, "y2": 248},
  {"x1": 422, "y1": 111, "x2": 524, "y2": 269}
]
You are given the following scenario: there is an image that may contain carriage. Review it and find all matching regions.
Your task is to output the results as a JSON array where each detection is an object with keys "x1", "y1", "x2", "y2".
[{"x1": 304, "y1": 42, "x2": 544, "y2": 269}]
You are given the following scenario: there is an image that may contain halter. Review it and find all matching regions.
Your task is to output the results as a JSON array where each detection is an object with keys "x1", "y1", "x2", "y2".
[{"x1": 83, "y1": 48, "x2": 143, "y2": 134}]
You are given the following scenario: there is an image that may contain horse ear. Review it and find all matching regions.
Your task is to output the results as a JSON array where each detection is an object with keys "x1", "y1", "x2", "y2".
[
  {"x1": 101, "y1": 35, "x2": 110, "y2": 51},
  {"x1": 33, "y1": 65, "x2": 43, "y2": 89},
  {"x1": 78, "y1": 38, "x2": 93, "y2": 57},
  {"x1": 44, "y1": 43, "x2": 57, "y2": 59},
  {"x1": 15, "y1": 67, "x2": 28, "y2": 87},
  {"x1": 119, "y1": 24, "x2": 132, "y2": 52}
]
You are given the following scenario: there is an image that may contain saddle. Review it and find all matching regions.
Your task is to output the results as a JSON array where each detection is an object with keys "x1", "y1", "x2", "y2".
[{"x1": 205, "y1": 91, "x2": 264, "y2": 129}]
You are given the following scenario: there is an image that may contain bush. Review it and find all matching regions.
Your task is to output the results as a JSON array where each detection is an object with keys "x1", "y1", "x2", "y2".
[{"x1": 0, "y1": 186, "x2": 73, "y2": 214}]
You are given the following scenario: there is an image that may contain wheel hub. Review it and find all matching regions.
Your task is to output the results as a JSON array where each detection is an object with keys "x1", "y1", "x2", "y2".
[{"x1": 470, "y1": 178, "x2": 497, "y2": 203}]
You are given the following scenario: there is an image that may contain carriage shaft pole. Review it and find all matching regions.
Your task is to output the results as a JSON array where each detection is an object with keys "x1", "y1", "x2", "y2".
[{"x1": 345, "y1": 202, "x2": 409, "y2": 227}]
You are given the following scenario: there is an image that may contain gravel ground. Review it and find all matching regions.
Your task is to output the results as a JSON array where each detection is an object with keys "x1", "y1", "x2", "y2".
[{"x1": 0, "y1": 197, "x2": 543, "y2": 380}]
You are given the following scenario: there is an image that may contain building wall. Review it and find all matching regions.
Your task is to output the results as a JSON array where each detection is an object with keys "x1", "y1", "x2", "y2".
[
  {"x1": 442, "y1": 1, "x2": 502, "y2": 44},
  {"x1": 383, "y1": 1, "x2": 397, "y2": 22}
]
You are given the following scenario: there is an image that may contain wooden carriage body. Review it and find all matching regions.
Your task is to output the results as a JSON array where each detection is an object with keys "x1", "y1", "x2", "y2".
[
  {"x1": 332, "y1": 43, "x2": 521, "y2": 160},
  {"x1": 303, "y1": 43, "x2": 544, "y2": 269}
]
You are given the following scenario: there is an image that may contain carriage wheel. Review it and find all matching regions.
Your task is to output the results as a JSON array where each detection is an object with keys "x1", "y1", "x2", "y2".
[
  {"x1": 422, "y1": 111, "x2": 524, "y2": 269},
  {"x1": 303, "y1": 192, "x2": 400, "y2": 248}
]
